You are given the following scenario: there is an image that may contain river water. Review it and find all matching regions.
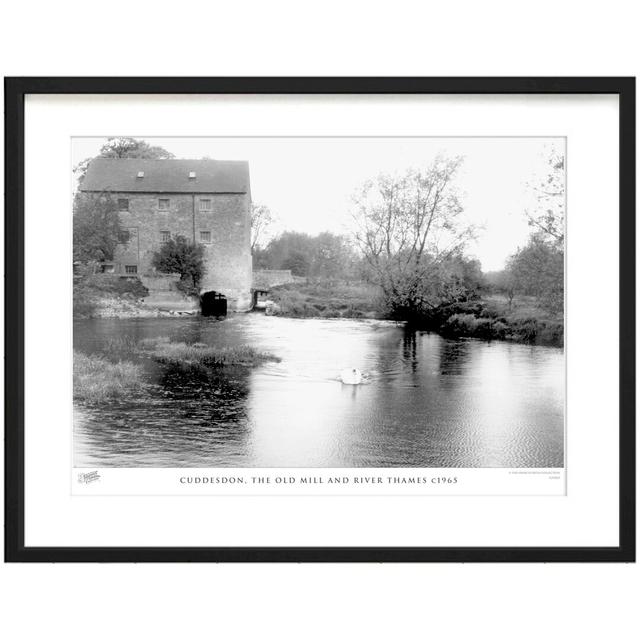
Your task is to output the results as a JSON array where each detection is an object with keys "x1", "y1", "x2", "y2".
[{"x1": 73, "y1": 315, "x2": 564, "y2": 468}]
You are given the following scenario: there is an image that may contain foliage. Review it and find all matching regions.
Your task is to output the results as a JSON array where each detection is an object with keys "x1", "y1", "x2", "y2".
[
  {"x1": 73, "y1": 295, "x2": 98, "y2": 319},
  {"x1": 308, "y1": 232, "x2": 359, "y2": 280},
  {"x1": 483, "y1": 269, "x2": 518, "y2": 309},
  {"x1": 73, "y1": 275, "x2": 149, "y2": 319},
  {"x1": 437, "y1": 308, "x2": 563, "y2": 346},
  {"x1": 74, "y1": 137, "x2": 175, "y2": 182},
  {"x1": 442, "y1": 314, "x2": 496, "y2": 340},
  {"x1": 74, "y1": 351, "x2": 145, "y2": 402},
  {"x1": 351, "y1": 156, "x2": 477, "y2": 321},
  {"x1": 524, "y1": 146, "x2": 565, "y2": 246},
  {"x1": 251, "y1": 203, "x2": 275, "y2": 251},
  {"x1": 139, "y1": 337, "x2": 279, "y2": 370},
  {"x1": 254, "y1": 231, "x2": 360, "y2": 280},
  {"x1": 405, "y1": 296, "x2": 563, "y2": 346},
  {"x1": 257, "y1": 231, "x2": 314, "y2": 269},
  {"x1": 73, "y1": 192, "x2": 123, "y2": 263},
  {"x1": 96, "y1": 137, "x2": 176, "y2": 159},
  {"x1": 497, "y1": 146, "x2": 565, "y2": 316},
  {"x1": 506, "y1": 236, "x2": 564, "y2": 314},
  {"x1": 103, "y1": 336, "x2": 140, "y2": 355},
  {"x1": 176, "y1": 278, "x2": 200, "y2": 297},
  {"x1": 268, "y1": 281, "x2": 386, "y2": 319},
  {"x1": 151, "y1": 235, "x2": 205, "y2": 289},
  {"x1": 280, "y1": 250, "x2": 311, "y2": 277},
  {"x1": 78, "y1": 274, "x2": 148, "y2": 297},
  {"x1": 508, "y1": 317, "x2": 564, "y2": 346}
]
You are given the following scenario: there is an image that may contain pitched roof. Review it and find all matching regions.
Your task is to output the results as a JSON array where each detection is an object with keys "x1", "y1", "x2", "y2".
[{"x1": 79, "y1": 158, "x2": 250, "y2": 194}]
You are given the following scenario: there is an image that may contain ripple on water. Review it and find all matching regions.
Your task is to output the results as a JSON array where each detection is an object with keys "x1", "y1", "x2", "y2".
[{"x1": 73, "y1": 316, "x2": 564, "y2": 468}]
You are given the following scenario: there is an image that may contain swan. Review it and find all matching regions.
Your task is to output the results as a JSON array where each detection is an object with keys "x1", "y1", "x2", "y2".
[{"x1": 340, "y1": 367, "x2": 363, "y2": 385}]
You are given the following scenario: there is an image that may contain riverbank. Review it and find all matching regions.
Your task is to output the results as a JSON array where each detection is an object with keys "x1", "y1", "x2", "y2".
[
  {"x1": 266, "y1": 281, "x2": 563, "y2": 347},
  {"x1": 73, "y1": 350, "x2": 147, "y2": 401},
  {"x1": 74, "y1": 335, "x2": 279, "y2": 401},
  {"x1": 267, "y1": 281, "x2": 388, "y2": 319},
  {"x1": 75, "y1": 276, "x2": 563, "y2": 347},
  {"x1": 424, "y1": 298, "x2": 563, "y2": 347},
  {"x1": 139, "y1": 336, "x2": 280, "y2": 370},
  {"x1": 73, "y1": 274, "x2": 198, "y2": 319}
]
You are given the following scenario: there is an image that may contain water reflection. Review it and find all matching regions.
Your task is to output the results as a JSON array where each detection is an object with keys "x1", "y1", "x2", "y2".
[{"x1": 74, "y1": 315, "x2": 564, "y2": 468}]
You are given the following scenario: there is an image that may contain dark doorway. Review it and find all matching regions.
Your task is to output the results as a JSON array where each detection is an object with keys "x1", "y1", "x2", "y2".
[{"x1": 201, "y1": 291, "x2": 227, "y2": 317}]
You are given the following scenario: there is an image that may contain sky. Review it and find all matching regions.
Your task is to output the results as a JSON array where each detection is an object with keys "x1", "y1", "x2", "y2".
[{"x1": 72, "y1": 136, "x2": 564, "y2": 271}]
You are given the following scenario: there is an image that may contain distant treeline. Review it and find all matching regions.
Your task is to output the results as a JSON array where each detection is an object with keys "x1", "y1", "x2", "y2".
[{"x1": 253, "y1": 231, "x2": 363, "y2": 280}]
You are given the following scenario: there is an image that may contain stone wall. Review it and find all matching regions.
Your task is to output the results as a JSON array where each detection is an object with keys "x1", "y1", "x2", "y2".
[{"x1": 112, "y1": 192, "x2": 252, "y2": 312}]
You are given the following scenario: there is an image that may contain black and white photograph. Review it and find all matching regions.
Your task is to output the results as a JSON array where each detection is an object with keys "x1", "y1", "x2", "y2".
[
  {"x1": 72, "y1": 136, "x2": 565, "y2": 470},
  {"x1": 5, "y1": 75, "x2": 634, "y2": 570}
]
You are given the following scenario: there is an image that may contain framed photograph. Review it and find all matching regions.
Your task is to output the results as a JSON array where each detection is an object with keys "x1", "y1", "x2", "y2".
[{"x1": 4, "y1": 77, "x2": 635, "y2": 562}]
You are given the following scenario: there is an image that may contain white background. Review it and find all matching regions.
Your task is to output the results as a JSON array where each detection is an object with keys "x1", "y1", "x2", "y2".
[
  {"x1": 25, "y1": 94, "x2": 607, "y2": 547},
  {"x1": 1, "y1": 1, "x2": 638, "y2": 639}
]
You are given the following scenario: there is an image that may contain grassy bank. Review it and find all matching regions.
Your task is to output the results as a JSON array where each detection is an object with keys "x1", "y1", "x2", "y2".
[
  {"x1": 74, "y1": 336, "x2": 279, "y2": 403},
  {"x1": 268, "y1": 280, "x2": 387, "y2": 319},
  {"x1": 73, "y1": 275, "x2": 149, "y2": 319},
  {"x1": 264, "y1": 281, "x2": 563, "y2": 347},
  {"x1": 139, "y1": 336, "x2": 280, "y2": 370},
  {"x1": 73, "y1": 350, "x2": 146, "y2": 402},
  {"x1": 425, "y1": 297, "x2": 563, "y2": 347}
]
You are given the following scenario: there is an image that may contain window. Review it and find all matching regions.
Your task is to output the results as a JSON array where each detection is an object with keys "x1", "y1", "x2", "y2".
[
  {"x1": 199, "y1": 199, "x2": 212, "y2": 211},
  {"x1": 118, "y1": 198, "x2": 129, "y2": 211},
  {"x1": 118, "y1": 230, "x2": 131, "y2": 244},
  {"x1": 125, "y1": 265, "x2": 138, "y2": 274},
  {"x1": 189, "y1": 171, "x2": 197, "y2": 179},
  {"x1": 161, "y1": 231, "x2": 171, "y2": 243},
  {"x1": 200, "y1": 231, "x2": 211, "y2": 243},
  {"x1": 137, "y1": 171, "x2": 145, "y2": 178},
  {"x1": 158, "y1": 198, "x2": 170, "y2": 210}
]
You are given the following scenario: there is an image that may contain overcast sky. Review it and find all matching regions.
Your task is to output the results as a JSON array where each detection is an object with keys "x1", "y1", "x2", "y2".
[{"x1": 72, "y1": 136, "x2": 564, "y2": 271}]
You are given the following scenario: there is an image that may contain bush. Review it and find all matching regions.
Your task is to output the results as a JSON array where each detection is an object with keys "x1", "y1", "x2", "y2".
[
  {"x1": 509, "y1": 317, "x2": 539, "y2": 343},
  {"x1": 422, "y1": 298, "x2": 563, "y2": 347},
  {"x1": 176, "y1": 278, "x2": 200, "y2": 297},
  {"x1": 152, "y1": 235, "x2": 205, "y2": 288},
  {"x1": 506, "y1": 317, "x2": 564, "y2": 347},
  {"x1": 491, "y1": 321, "x2": 509, "y2": 340},
  {"x1": 535, "y1": 319, "x2": 564, "y2": 347},
  {"x1": 442, "y1": 314, "x2": 495, "y2": 340}
]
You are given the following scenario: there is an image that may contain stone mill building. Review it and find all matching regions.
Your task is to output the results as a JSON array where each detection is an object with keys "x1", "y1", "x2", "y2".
[{"x1": 80, "y1": 158, "x2": 253, "y2": 312}]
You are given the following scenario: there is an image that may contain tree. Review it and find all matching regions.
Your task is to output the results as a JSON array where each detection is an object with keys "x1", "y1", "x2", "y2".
[
  {"x1": 351, "y1": 156, "x2": 476, "y2": 319},
  {"x1": 257, "y1": 231, "x2": 315, "y2": 271},
  {"x1": 151, "y1": 235, "x2": 205, "y2": 292},
  {"x1": 506, "y1": 235, "x2": 564, "y2": 314},
  {"x1": 503, "y1": 145, "x2": 565, "y2": 315},
  {"x1": 308, "y1": 232, "x2": 358, "y2": 281},
  {"x1": 484, "y1": 269, "x2": 517, "y2": 310},
  {"x1": 524, "y1": 147, "x2": 565, "y2": 245},
  {"x1": 446, "y1": 252, "x2": 483, "y2": 297},
  {"x1": 252, "y1": 230, "x2": 357, "y2": 280},
  {"x1": 73, "y1": 192, "x2": 123, "y2": 263},
  {"x1": 251, "y1": 203, "x2": 275, "y2": 251},
  {"x1": 281, "y1": 250, "x2": 310, "y2": 277},
  {"x1": 74, "y1": 137, "x2": 175, "y2": 182}
]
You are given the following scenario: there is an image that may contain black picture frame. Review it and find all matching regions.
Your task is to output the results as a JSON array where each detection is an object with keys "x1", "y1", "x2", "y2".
[{"x1": 4, "y1": 77, "x2": 635, "y2": 563}]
